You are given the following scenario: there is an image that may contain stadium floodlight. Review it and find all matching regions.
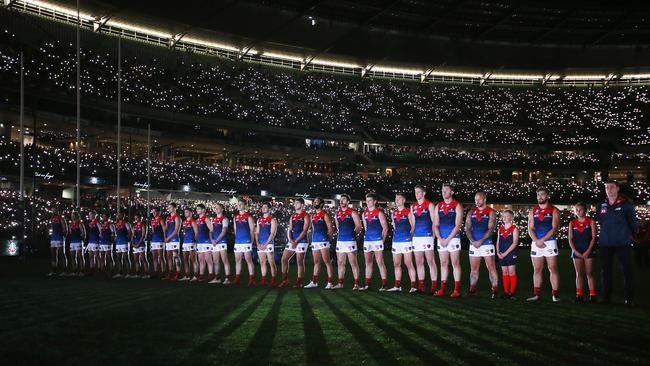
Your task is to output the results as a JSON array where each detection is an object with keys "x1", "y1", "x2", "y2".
[
  {"x1": 260, "y1": 190, "x2": 268, "y2": 197},
  {"x1": 372, "y1": 66, "x2": 422, "y2": 75},
  {"x1": 429, "y1": 70, "x2": 484, "y2": 78},
  {"x1": 182, "y1": 36, "x2": 240, "y2": 52},
  {"x1": 23, "y1": 0, "x2": 94, "y2": 21},
  {"x1": 309, "y1": 58, "x2": 361, "y2": 69},
  {"x1": 490, "y1": 73, "x2": 545, "y2": 80},
  {"x1": 563, "y1": 74, "x2": 608, "y2": 80},
  {"x1": 182, "y1": 185, "x2": 191, "y2": 192},
  {"x1": 620, "y1": 73, "x2": 650, "y2": 79},
  {"x1": 261, "y1": 52, "x2": 304, "y2": 62}
]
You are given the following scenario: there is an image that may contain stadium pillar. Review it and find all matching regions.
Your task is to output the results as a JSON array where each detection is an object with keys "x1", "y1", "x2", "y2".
[
  {"x1": 19, "y1": 50, "x2": 25, "y2": 258},
  {"x1": 146, "y1": 122, "x2": 151, "y2": 221},
  {"x1": 75, "y1": 0, "x2": 81, "y2": 209},
  {"x1": 117, "y1": 37, "x2": 121, "y2": 215}
]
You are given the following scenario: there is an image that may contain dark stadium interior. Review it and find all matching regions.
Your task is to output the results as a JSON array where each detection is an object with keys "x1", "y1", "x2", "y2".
[
  {"x1": 46, "y1": 0, "x2": 650, "y2": 69},
  {"x1": 1, "y1": 1, "x2": 650, "y2": 365}
]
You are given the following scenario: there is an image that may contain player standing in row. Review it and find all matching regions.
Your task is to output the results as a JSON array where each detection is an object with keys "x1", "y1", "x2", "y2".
[
  {"x1": 280, "y1": 198, "x2": 310, "y2": 288},
  {"x1": 131, "y1": 213, "x2": 148, "y2": 278},
  {"x1": 180, "y1": 207, "x2": 198, "y2": 282},
  {"x1": 149, "y1": 207, "x2": 166, "y2": 278},
  {"x1": 496, "y1": 210, "x2": 519, "y2": 299},
  {"x1": 568, "y1": 203, "x2": 597, "y2": 302},
  {"x1": 304, "y1": 197, "x2": 335, "y2": 289},
  {"x1": 48, "y1": 207, "x2": 67, "y2": 276},
  {"x1": 256, "y1": 202, "x2": 278, "y2": 286},
  {"x1": 334, "y1": 194, "x2": 362, "y2": 290},
  {"x1": 98, "y1": 213, "x2": 114, "y2": 276},
  {"x1": 360, "y1": 193, "x2": 388, "y2": 291},
  {"x1": 162, "y1": 203, "x2": 182, "y2": 281},
  {"x1": 86, "y1": 211, "x2": 100, "y2": 275},
  {"x1": 113, "y1": 212, "x2": 131, "y2": 278},
  {"x1": 388, "y1": 193, "x2": 417, "y2": 293},
  {"x1": 211, "y1": 203, "x2": 230, "y2": 284},
  {"x1": 233, "y1": 199, "x2": 255, "y2": 286},
  {"x1": 411, "y1": 185, "x2": 437, "y2": 293},
  {"x1": 433, "y1": 184, "x2": 463, "y2": 297},
  {"x1": 527, "y1": 187, "x2": 561, "y2": 302},
  {"x1": 195, "y1": 204, "x2": 216, "y2": 283},
  {"x1": 68, "y1": 211, "x2": 85, "y2": 276},
  {"x1": 466, "y1": 191, "x2": 498, "y2": 298}
]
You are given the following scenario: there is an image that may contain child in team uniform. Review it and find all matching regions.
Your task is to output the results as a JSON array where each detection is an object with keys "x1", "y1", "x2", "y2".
[
  {"x1": 568, "y1": 202, "x2": 598, "y2": 303},
  {"x1": 496, "y1": 210, "x2": 519, "y2": 300}
]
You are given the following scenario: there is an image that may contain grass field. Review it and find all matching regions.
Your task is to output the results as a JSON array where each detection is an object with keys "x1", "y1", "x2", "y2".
[{"x1": 1, "y1": 249, "x2": 649, "y2": 366}]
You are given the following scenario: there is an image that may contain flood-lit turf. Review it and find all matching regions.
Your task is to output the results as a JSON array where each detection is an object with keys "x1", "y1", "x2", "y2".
[{"x1": 1, "y1": 250, "x2": 649, "y2": 365}]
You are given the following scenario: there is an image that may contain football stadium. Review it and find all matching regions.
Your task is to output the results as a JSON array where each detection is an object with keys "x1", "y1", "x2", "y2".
[{"x1": 1, "y1": 0, "x2": 650, "y2": 365}]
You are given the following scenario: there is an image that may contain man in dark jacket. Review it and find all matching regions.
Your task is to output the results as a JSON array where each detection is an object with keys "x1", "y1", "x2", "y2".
[{"x1": 595, "y1": 180, "x2": 637, "y2": 305}]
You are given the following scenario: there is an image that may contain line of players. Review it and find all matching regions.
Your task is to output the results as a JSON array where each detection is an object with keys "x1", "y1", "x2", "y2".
[{"x1": 48, "y1": 184, "x2": 602, "y2": 302}]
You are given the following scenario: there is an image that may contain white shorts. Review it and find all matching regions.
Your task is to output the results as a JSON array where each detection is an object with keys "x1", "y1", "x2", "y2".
[
  {"x1": 469, "y1": 244, "x2": 495, "y2": 257},
  {"x1": 392, "y1": 241, "x2": 413, "y2": 254},
  {"x1": 150, "y1": 242, "x2": 164, "y2": 250},
  {"x1": 363, "y1": 240, "x2": 384, "y2": 253},
  {"x1": 213, "y1": 243, "x2": 227, "y2": 252},
  {"x1": 197, "y1": 243, "x2": 212, "y2": 253},
  {"x1": 99, "y1": 244, "x2": 112, "y2": 252},
  {"x1": 235, "y1": 243, "x2": 253, "y2": 253},
  {"x1": 182, "y1": 243, "x2": 196, "y2": 252},
  {"x1": 285, "y1": 243, "x2": 308, "y2": 253},
  {"x1": 258, "y1": 244, "x2": 274, "y2": 253},
  {"x1": 437, "y1": 237, "x2": 461, "y2": 252},
  {"x1": 311, "y1": 241, "x2": 330, "y2": 251},
  {"x1": 87, "y1": 243, "x2": 99, "y2": 252},
  {"x1": 132, "y1": 246, "x2": 146, "y2": 254},
  {"x1": 50, "y1": 240, "x2": 63, "y2": 248},
  {"x1": 336, "y1": 241, "x2": 357, "y2": 253},
  {"x1": 70, "y1": 242, "x2": 82, "y2": 251},
  {"x1": 413, "y1": 236, "x2": 435, "y2": 252},
  {"x1": 115, "y1": 244, "x2": 129, "y2": 253},
  {"x1": 166, "y1": 242, "x2": 180, "y2": 251},
  {"x1": 530, "y1": 240, "x2": 559, "y2": 258}
]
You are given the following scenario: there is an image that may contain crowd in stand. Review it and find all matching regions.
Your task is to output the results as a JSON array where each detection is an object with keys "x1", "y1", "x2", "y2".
[{"x1": 1, "y1": 29, "x2": 650, "y2": 146}]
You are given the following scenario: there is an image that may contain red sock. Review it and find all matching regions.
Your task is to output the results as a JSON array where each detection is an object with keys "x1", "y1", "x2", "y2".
[
  {"x1": 338, "y1": 278, "x2": 344, "y2": 285},
  {"x1": 502, "y1": 275, "x2": 511, "y2": 294},
  {"x1": 509, "y1": 275, "x2": 517, "y2": 294},
  {"x1": 282, "y1": 273, "x2": 288, "y2": 282},
  {"x1": 381, "y1": 278, "x2": 387, "y2": 288},
  {"x1": 353, "y1": 278, "x2": 359, "y2": 286},
  {"x1": 261, "y1": 276, "x2": 267, "y2": 285},
  {"x1": 430, "y1": 280, "x2": 437, "y2": 293},
  {"x1": 440, "y1": 280, "x2": 447, "y2": 292},
  {"x1": 365, "y1": 278, "x2": 371, "y2": 287},
  {"x1": 418, "y1": 280, "x2": 425, "y2": 292},
  {"x1": 295, "y1": 277, "x2": 303, "y2": 285},
  {"x1": 533, "y1": 287, "x2": 541, "y2": 296},
  {"x1": 576, "y1": 287, "x2": 583, "y2": 296},
  {"x1": 552, "y1": 289, "x2": 559, "y2": 297},
  {"x1": 454, "y1": 281, "x2": 461, "y2": 292},
  {"x1": 395, "y1": 279, "x2": 401, "y2": 288},
  {"x1": 234, "y1": 274, "x2": 240, "y2": 284},
  {"x1": 327, "y1": 277, "x2": 332, "y2": 284},
  {"x1": 410, "y1": 281, "x2": 416, "y2": 289},
  {"x1": 491, "y1": 286, "x2": 498, "y2": 295},
  {"x1": 312, "y1": 275, "x2": 318, "y2": 284},
  {"x1": 249, "y1": 275, "x2": 255, "y2": 285},
  {"x1": 469, "y1": 284, "x2": 477, "y2": 294},
  {"x1": 589, "y1": 288, "x2": 597, "y2": 296}
]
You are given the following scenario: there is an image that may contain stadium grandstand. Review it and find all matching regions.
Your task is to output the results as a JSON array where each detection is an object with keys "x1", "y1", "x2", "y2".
[{"x1": 1, "y1": 1, "x2": 650, "y2": 365}]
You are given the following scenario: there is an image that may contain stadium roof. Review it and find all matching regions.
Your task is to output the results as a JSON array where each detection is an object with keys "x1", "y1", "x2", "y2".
[{"x1": 8, "y1": 0, "x2": 650, "y2": 83}]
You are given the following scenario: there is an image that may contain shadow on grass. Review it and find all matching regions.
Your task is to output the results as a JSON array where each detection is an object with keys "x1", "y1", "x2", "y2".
[
  {"x1": 298, "y1": 290, "x2": 334, "y2": 365},
  {"x1": 318, "y1": 291, "x2": 400, "y2": 365}
]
